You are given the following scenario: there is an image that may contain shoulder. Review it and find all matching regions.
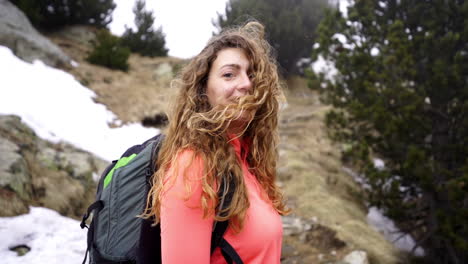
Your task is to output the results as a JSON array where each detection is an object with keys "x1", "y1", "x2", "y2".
[
  {"x1": 173, "y1": 149, "x2": 204, "y2": 171},
  {"x1": 162, "y1": 148, "x2": 209, "y2": 206},
  {"x1": 165, "y1": 148, "x2": 206, "y2": 183}
]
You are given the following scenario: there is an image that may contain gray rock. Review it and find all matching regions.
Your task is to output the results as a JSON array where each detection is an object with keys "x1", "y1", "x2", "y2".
[
  {"x1": 282, "y1": 215, "x2": 313, "y2": 236},
  {"x1": 59, "y1": 147, "x2": 107, "y2": 181},
  {"x1": 342, "y1": 250, "x2": 369, "y2": 264},
  {"x1": 0, "y1": 122, "x2": 31, "y2": 216},
  {"x1": 0, "y1": 114, "x2": 107, "y2": 218},
  {"x1": 280, "y1": 256, "x2": 303, "y2": 264},
  {"x1": 0, "y1": 115, "x2": 37, "y2": 145},
  {"x1": 56, "y1": 149, "x2": 94, "y2": 179},
  {"x1": 0, "y1": 0, "x2": 70, "y2": 67},
  {"x1": 0, "y1": 137, "x2": 30, "y2": 200},
  {"x1": 281, "y1": 244, "x2": 297, "y2": 259},
  {"x1": 51, "y1": 25, "x2": 96, "y2": 47},
  {"x1": 37, "y1": 146, "x2": 58, "y2": 170},
  {"x1": 153, "y1": 62, "x2": 173, "y2": 80},
  {"x1": 277, "y1": 166, "x2": 292, "y2": 181},
  {"x1": 9, "y1": 244, "x2": 31, "y2": 256}
]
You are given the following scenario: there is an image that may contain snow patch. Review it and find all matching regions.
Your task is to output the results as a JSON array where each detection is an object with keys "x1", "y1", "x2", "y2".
[
  {"x1": 0, "y1": 207, "x2": 87, "y2": 264},
  {"x1": 0, "y1": 45, "x2": 158, "y2": 161},
  {"x1": 367, "y1": 207, "x2": 425, "y2": 256}
]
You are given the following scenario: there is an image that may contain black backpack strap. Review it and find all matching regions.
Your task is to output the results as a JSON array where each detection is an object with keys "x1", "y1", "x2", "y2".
[
  {"x1": 80, "y1": 200, "x2": 104, "y2": 264},
  {"x1": 121, "y1": 134, "x2": 161, "y2": 158},
  {"x1": 211, "y1": 221, "x2": 243, "y2": 264},
  {"x1": 210, "y1": 173, "x2": 243, "y2": 263},
  {"x1": 80, "y1": 200, "x2": 104, "y2": 229},
  {"x1": 82, "y1": 219, "x2": 96, "y2": 264},
  {"x1": 211, "y1": 220, "x2": 228, "y2": 254},
  {"x1": 219, "y1": 238, "x2": 243, "y2": 264},
  {"x1": 210, "y1": 176, "x2": 229, "y2": 253},
  {"x1": 80, "y1": 158, "x2": 112, "y2": 264},
  {"x1": 149, "y1": 134, "x2": 165, "y2": 174}
]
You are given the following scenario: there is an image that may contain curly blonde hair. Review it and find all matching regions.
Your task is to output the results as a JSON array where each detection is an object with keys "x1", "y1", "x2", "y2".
[{"x1": 143, "y1": 21, "x2": 289, "y2": 231}]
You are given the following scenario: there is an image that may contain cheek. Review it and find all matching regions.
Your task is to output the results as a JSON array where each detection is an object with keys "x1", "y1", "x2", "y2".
[
  {"x1": 208, "y1": 82, "x2": 234, "y2": 106},
  {"x1": 224, "y1": 86, "x2": 236, "y2": 99},
  {"x1": 207, "y1": 81, "x2": 223, "y2": 106}
]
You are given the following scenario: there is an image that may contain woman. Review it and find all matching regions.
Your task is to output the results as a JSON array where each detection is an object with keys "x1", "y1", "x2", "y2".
[{"x1": 143, "y1": 21, "x2": 289, "y2": 263}]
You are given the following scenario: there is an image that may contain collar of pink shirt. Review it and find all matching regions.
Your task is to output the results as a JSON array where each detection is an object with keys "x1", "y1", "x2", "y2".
[{"x1": 227, "y1": 133, "x2": 251, "y2": 162}]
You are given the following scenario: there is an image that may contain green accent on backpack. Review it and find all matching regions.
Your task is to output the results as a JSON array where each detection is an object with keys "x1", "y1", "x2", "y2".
[{"x1": 103, "y1": 153, "x2": 137, "y2": 189}]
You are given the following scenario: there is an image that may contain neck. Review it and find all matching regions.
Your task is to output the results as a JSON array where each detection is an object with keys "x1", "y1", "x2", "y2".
[{"x1": 227, "y1": 120, "x2": 248, "y2": 136}]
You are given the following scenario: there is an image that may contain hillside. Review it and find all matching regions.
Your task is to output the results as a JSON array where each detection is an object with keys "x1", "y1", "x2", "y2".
[{"x1": 44, "y1": 26, "x2": 403, "y2": 263}]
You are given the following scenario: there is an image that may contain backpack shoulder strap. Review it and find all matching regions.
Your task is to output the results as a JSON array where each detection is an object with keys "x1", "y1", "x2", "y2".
[
  {"x1": 148, "y1": 134, "x2": 165, "y2": 174},
  {"x1": 210, "y1": 173, "x2": 244, "y2": 264},
  {"x1": 120, "y1": 134, "x2": 164, "y2": 159}
]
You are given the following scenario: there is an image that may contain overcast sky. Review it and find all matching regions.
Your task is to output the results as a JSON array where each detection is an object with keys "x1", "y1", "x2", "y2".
[{"x1": 109, "y1": 0, "x2": 229, "y2": 59}]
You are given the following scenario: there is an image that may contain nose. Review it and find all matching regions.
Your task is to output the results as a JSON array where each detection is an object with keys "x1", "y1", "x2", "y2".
[{"x1": 237, "y1": 72, "x2": 253, "y2": 95}]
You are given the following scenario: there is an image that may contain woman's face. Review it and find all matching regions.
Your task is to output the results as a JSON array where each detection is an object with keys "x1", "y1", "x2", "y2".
[{"x1": 206, "y1": 48, "x2": 253, "y2": 108}]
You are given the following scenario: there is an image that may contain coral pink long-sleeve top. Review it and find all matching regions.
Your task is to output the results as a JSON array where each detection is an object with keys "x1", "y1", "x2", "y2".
[{"x1": 160, "y1": 136, "x2": 283, "y2": 263}]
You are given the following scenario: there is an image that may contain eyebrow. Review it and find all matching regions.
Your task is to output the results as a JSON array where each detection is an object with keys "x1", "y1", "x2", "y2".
[
  {"x1": 219, "y1": 64, "x2": 253, "y2": 73},
  {"x1": 220, "y1": 64, "x2": 242, "y2": 70}
]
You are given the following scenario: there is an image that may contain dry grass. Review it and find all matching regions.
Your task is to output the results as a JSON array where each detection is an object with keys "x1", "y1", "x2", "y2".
[
  {"x1": 48, "y1": 30, "x2": 186, "y2": 125},
  {"x1": 279, "y1": 77, "x2": 402, "y2": 263}
]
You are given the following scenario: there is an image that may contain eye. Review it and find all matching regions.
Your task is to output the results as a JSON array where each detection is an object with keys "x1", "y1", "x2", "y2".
[
  {"x1": 248, "y1": 72, "x2": 255, "y2": 79},
  {"x1": 222, "y1": 72, "x2": 234, "y2": 78}
]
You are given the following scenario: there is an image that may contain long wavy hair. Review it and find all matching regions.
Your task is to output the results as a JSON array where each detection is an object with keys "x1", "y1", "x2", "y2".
[{"x1": 143, "y1": 21, "x2": 289, "y2": 231}]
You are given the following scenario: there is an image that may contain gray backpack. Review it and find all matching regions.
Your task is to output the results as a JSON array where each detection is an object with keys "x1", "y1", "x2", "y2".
[{"x1": 80, "y1": 134, "x2": 243, "y2": 264}]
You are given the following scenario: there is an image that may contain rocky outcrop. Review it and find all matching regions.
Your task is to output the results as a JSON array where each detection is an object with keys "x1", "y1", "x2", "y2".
[
  {"x1": 281, "y1": 215, "x2": 357, "y2": 263},
  {"x1": 0, "y1": 0, "x2": 70, "y2": 67},
  {"x1": 281, "y1": 215, "x2": 372, "y2": 264},
  {"x1": 0, "y1": 115, "x2": 107, "y2": 219},
  {"x1": 50, "y1": 25, "x2": 97, "y2": 48}
]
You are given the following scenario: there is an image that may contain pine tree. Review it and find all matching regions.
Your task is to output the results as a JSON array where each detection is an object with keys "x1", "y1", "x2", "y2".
[
  {"x1": 121, "y1": 0, "x2": 168, "y2": 57},
  {"x1": 215, "y1": 0, "x2": 329, "y2": 76},
  {"x1": 312, "y1": 1, "x2": 468, "y2": 263},
  {"x1": 10, "y1": 0, "x2": 116, "y2": 30}
]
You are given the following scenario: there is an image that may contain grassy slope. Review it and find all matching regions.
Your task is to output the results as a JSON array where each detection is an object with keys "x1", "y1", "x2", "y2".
[{"x1": 279, "y1": 77, "x2": 400, "y2": 263}]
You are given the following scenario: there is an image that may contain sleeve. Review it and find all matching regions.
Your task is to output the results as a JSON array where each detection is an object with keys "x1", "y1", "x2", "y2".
[{"x1": 160, "y1": 150, "x2": 214, "y2": 264}]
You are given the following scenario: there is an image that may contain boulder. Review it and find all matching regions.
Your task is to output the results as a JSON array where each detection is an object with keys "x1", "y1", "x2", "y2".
[
  {"x1": 51, "y1": 25, "x2": 97, "y2": 47},
  {"x1": 0, "y1": 137, "x2": 30, "y2": 201},
  {"x1": 153, "y1": 62, "x2": 173, "y2": 81},
  {"x1": 342, "y1": 250, "x2": 369, "y2": 264},
  {"x1": 282, "y1": 215, "x2": 313, "y2": 236},
  {"x1": 0, "y1": 0, "x2": 70, "y2": 67},
  {"x1": 0, "y1": 115, "x2": 107, "y2": 218},
  {"x1": 0, "y1": 116, "x2": 34, "y2": 216}
]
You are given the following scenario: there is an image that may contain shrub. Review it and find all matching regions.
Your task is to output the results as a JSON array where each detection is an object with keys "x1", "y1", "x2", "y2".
[{"x1": 87, "y1": 30, "x2": 130, "y2": 72}]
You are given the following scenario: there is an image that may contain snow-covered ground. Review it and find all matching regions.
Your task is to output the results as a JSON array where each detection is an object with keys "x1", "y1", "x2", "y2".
[
  {"x1": 368, "y1": 207, "x2": 424, "y2": 256},
  {"x1": 0, "y1": 46, "x2": 159, "y2": 162},
  {"x1": 0, "y1": 207, "x2": 87, "y2": 264},
  {"x1": 0, "y1": 45, "x2": 159, "y2": 263}
]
